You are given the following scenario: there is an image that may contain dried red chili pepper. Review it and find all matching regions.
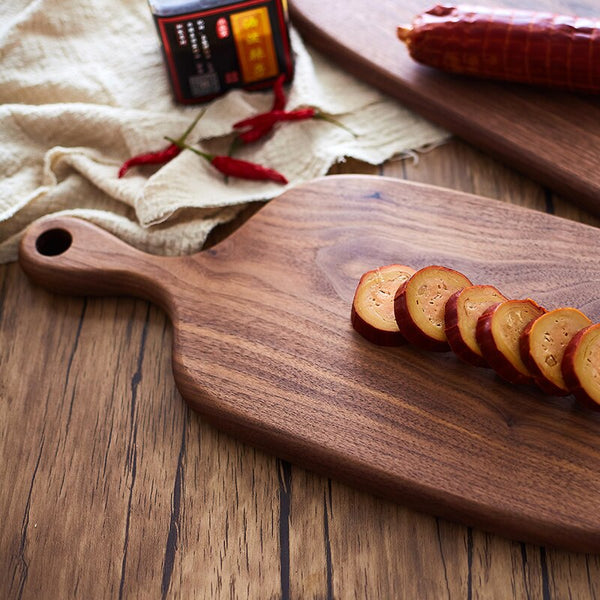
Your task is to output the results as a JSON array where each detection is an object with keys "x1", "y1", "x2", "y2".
[
  {"x1": 236, "y1": 74, "x2": 288, "y2": 145},
  {"x1": 234, "y1": 107, "x2": 356, "y2": 140},
  {"x1": 238, "y1": 125, "x2": 274, "y2": 144},
  {"x1": 272, "y1": 73, "x2": 287, "y2": 111},
  {"x1": 167, "y1": 138, "x2": 288, "y2": 184},
  {"x1": 118, "y1": 143, "x2": 180, "y2": 178},
  {"x1": 234, "y1": 108, "x2": 315, "y2": 130},
  {"x1": 211, "y1": 155, "x2": 288, "y2": 184},
  {"x1": 118, "y1": 110, "x2": 205, "y2": 178}
]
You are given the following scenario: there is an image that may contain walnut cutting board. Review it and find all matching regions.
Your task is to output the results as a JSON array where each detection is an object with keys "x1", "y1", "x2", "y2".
[
  {"x1": 19, "y1": 176, "x2": 600, "y2": 552},
  {"x1": 289, "y1": 0, "x2": 600, "y2": 217}
]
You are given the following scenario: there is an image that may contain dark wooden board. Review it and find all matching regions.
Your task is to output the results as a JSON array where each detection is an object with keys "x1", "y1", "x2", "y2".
[
  {"x1": 289, "y1": 0, "x2": 600, "y2": 217},
  {"x1": 18, "y1": 176, "x2": 600, "y2": 552}
]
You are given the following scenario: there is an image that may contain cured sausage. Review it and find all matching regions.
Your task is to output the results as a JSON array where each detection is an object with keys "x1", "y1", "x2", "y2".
[{"x1": 397, "y1": 5, "x2": 600, "y2": 93}]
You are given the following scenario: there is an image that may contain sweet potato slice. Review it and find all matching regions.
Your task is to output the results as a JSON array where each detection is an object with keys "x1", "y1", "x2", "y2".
[
  {"x1": 351, "y1": 264, "x2": 416, "y2": 345},
  {"x1": 520, "y1": 307, "x2": 592, "y2": 396},
  {"x1": 394, "y1": 265, "x2": 472, "y2": 351},
  {"x1": 562, "y1": 324, "x2": 600, "y2": 409},
  {"x1": 476, "y1": 299, "x2": 546, "y2": 384},
  {"x1": 444, "y1": 285, "x2": 508, "y2": 367}
]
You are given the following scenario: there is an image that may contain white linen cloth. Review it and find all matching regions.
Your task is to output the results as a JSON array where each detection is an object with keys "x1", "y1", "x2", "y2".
[{"x1": 0, "y1": 0, "x2": 448, "y2": 263}]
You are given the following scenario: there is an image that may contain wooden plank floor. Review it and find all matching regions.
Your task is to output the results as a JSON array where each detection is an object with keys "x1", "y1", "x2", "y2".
[{"x1": 2, "y1": 138, "x2": 600, "y2": 599}]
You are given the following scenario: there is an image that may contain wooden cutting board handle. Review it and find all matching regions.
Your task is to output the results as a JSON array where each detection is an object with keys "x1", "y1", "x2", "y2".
[{"x1": 18, "y1": 216, "x2": 181, "y2": 313}]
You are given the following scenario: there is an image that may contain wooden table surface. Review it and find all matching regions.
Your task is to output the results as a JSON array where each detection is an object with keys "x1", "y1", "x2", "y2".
[{"x1": 3, "y1": 136, "x2": 600, "y2": 596}]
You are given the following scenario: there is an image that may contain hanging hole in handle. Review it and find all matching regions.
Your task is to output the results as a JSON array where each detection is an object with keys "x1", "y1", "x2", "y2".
[{"x1": 36, "y1": 228, "x2": 73, "y2": 256}]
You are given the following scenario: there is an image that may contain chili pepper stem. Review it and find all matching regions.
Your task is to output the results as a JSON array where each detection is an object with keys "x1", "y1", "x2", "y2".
[
  {"x1": 228, "y1": 135, "x2": 242, "y2": 157},
  {"x1": 175, "y1": 109, "x2": 207, "y2": 145},
  {"x1": 117, "y1": 110, "x2": 206, "y2": 178},
  {"x1": 313, "y1": 112, "x2": 358, "y2": 137},
  {"x1": 165, "y1": 137, "x2": 213, "y2": 161}
]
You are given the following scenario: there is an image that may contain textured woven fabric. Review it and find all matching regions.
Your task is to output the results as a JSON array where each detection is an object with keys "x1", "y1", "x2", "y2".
[{"x1": 0, "y1": 0, "x2": 448, "y2": 263}]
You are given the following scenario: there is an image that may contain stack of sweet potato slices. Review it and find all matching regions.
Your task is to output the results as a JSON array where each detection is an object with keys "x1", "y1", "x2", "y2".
[{"x1": 351, "y1": 264, "x2": 600, "y2": 408}]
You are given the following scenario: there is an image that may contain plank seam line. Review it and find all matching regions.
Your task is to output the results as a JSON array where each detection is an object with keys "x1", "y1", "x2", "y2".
[
  {"x1": 118, "y1": 304, "x2": 150, "y2": 600},
  {"x1": 161, "y1": 411, "x2": 187, "y2": 599}
]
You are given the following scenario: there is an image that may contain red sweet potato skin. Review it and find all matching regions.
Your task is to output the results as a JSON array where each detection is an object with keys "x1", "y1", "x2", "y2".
[
  {"x1": 562, "y1": 326, "x2": 600, "y2": 410},
  {"x1": 350, "y1": 304, "x2": 406, "y2": 346},
  {"x1": 476, "y1": 304, "x2": 533, "y2": 385},
  {"x1": 444, "y1": 290, "x2": 488, "y2": 368},
  {"x1": 393, "y1": 281, "x2": 450, "y2": 352}
]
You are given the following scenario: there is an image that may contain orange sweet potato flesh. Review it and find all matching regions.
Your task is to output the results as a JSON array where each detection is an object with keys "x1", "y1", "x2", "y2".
[
  {"x1": 562, "y1": 323, "x2": 600, "y2": 409},
  {"x1": 476, "y1": 299, "x2": 546, "y2": 385},
  {"x1": 520, "y1": 307, "x2": 592, "y2": 396},
  {"x1": 394, "y1": 265, "x2": 472, "y2": 352},
  {"x1": 351, "y1": 264, "x2": 416, "y2": 345},
  {"x1": 444, "y1": 285, "x2": 508, "y2": 367}
]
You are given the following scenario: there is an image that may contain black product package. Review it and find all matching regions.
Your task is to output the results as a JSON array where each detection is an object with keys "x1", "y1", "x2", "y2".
[{"x1": 149, "y1": 0, "x2": 294, "y2": 103}]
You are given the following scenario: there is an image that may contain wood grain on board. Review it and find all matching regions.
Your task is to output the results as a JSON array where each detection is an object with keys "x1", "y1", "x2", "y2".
[
  {"x1": 17, "y1": 175, "x2": 600, "y2": 554},
  {"x1": 288, "y1": 0, "x2": 600, "y2": 217},
  {"x1": 5, "y1": 141, "x2": 600, "y2": 599}
]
